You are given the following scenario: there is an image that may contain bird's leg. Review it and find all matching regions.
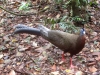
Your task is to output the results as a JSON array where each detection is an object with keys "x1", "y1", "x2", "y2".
[
  {"x1": 70, "y1": 57, "x2": 74, "y2": 69},
  {"x1": 61, "y1": 52, "x2": 66, "y2": 62}
]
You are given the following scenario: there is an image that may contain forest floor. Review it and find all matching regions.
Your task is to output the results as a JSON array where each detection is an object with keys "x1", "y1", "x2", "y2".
[{"x1": 0, "y1": 0, "x2": 100, "y2": 75}]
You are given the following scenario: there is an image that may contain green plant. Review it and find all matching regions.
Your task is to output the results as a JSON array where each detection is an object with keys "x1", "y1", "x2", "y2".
[
  {"x1": 44, "y1": 15, "x2": 79, "y2": 33},
  {"x1": 44, "y1": 18, "x2": 58, "y2": 25},
  {"x1": 59, "y1": 22, "x2": 79, "y2": 33},
  {"x1": 65, "y1": 0, "x2": 88, "y2": 11},
  {"x1": 53, "y1": 0, "x2": 64, "y2": 5},
  {"x1": 19, "y1": 1, "x2": 31, "y2": 11},
  {"x1": 88, "y1": 0, "x2": 98, "y2": 8},
  {"x1": 63, "y1": 0, "x2": 89, "y2": 25},
  {"x1": 72, "y1": 16, "x2": 87, "y2": 24}
]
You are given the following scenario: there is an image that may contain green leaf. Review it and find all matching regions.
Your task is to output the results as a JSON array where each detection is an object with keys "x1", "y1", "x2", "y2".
[
  {"x1": 19, "y1": 2, "x2": 30, "y2": 11},
  {"x1": 60, "y1": 16, "x2": 67, "y2": 22}
]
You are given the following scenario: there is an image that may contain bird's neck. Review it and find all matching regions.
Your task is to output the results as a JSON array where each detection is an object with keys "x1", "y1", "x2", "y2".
[{"x1": 76, "y1": 35, "x2": 86, "y2": 49}]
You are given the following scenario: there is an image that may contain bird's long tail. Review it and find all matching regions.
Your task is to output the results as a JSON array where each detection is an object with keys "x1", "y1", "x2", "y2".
[
  {"x1": 13, "y1": 24, "x2": 41, "y2": 36},
  {"x1": 13, "y1": 24, "x2": 50, "y2": 36}
]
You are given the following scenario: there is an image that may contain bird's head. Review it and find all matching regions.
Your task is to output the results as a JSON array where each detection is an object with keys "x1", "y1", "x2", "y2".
[{"x1": 80, "y1": 28, "x2": 85, "y2": 36}]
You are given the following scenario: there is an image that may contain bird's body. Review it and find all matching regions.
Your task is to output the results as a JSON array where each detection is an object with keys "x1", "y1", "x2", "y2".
[
  {"x1": 13, "y1": 24, "x2": 86, "y2": 68},
  {"x1": 44, "y1": 31, "x2": 79, "y2": 54}
]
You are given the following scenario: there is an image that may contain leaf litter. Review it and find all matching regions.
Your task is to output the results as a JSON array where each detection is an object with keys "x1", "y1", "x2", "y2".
[{"x1": 0, "y1": 0, "x2": 100, "y2": 75}]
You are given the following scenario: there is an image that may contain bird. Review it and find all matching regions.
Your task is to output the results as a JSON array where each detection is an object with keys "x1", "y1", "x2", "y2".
[{"x1": 13, "y1": 24, "x2": 86, "y2": 68}]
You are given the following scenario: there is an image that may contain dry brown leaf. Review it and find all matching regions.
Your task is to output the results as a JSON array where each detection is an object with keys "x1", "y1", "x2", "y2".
[
  {"x1": 44, "y1": 5, "x2": 49, "y2": 10},
  {"x1": 9, "y1": 70, "x2": 16, "y2": 75},
  {"x1": 82, "y1": 47, "x2": 89, "y2": 51},
  {"x1": 3, "y1": 35, "x2": 10, "y2": 42},
  {"x1": 50, "y1": 71, "x2": 59, "y2": 75},
  {"x1": 34, "y1": 47, "x2": 45, "y2": 53},
  {"x1": 11, "y1": 38, "x2": 17, "y2": 42},
  {"x1": 43, "y1": 43, "x2": 52, "y2": 50},
  {"x1": 89, "y1": 66, "x2": 97, "y2": 73},
  {"x1": 59, "y1": 65, "x2": 65, "y2": 70},
  {"x1": 91, "y1": 32, "x2": 97, "y2": 36},
  {"x1": 75, "y1": 71, "x2": 83, "y2": 75},
  {"x1": 0, "y1": 59, "x2": 4, "y2": 64},
  {"x1": 51, "y1": 64, "x2": 57, "y2": 71},
  {"x1": 4, "y1": 59, "x2": 11, "y2": 64},
  {"x1": 59, "y1": 61, "x2": 64, "y2": 64},
  {"x1": 32, "y1": 41, "x2": 38, "y2": 47},
  {"x1": 20, "y1": 34, "x2": 29, "y2": 38},
  {"x1": 0, "y1": 54, "x2": 3, "y2": 59},
  {"x1": 16, "y1": 51, "x2": 23, "y2": 56},
  {"x1": 19, "y1": 47, "x2": 28, "y2": 51},
  {"x1": 18, "y1": 45, "x2": 29, "y2": 52},
  {"x1": 93, "y1": 37, "x2": 98, "y2": 40},
  {"x1": 87, "y1": 58, "x2": 96, "y2": 66},
  {"x1": 0, "y1": 9, "x2": 2, "y2": 13},
  {"x1": 56, "y1": 14, "x2": 61, "y2": 19},
  {"x1": 92, "y1": 52, "x2": 100, "y2": 57}
]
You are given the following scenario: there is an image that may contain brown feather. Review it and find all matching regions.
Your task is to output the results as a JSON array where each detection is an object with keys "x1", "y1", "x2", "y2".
[
  {"x1": 13, "y1": 24, "x2": 86, "y2": 57},
  {"x1": 41, "y1": 30, "x2": 85, "y2": 56}
]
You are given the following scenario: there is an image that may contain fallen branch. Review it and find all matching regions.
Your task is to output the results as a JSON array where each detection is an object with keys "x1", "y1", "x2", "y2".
[{"x1": 0, "y1": 6, "x2": 36, "y2": 16}]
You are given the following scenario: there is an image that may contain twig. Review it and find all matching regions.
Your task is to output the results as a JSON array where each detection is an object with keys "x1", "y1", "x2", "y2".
[{"x1": 0, "y1": 6, "x2": 36, "y2": 16}]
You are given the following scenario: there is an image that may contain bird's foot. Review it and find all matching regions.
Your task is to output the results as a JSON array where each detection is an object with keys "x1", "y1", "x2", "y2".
[
  {"x1": 61, "y1": 53, "x2": 66, "y2": 62},
  {"x1": 70, "y1": 64, "x2": 75, "y2": 69}
]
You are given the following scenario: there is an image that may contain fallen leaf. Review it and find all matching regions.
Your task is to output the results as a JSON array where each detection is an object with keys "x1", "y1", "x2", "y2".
[
  {"x1": 59, "y1": 65, "x2": 66, "y2": 70},
  {"x1": 0, "y1": 59, "x2": 4, "y2": 64},
  {"x1": 19, "y1": 47, "x2": 28, "y2": 51},
  {"x1": 0, "y1": 54, "x2": 3, "y2": 59},
  {"x1": 3, "y1": 35, "x2": 10, "y2": 42},
  {"x1": 11, "y1": 38, "x2": 17, "y2": 42},
  {"x1": 18, "y1": 45, "x2": 29, "y2": 52},
  {"x1": 50, "y1": 71, "x2": 59, "y2": 75},
  {"x1": 0, "y1": 9, "x2": 2, "y2": 13},
  {"x1": 39, "y1": 56, "x2": 45, "y2": 61},
  {"x1": 35, "y1": 47, "x2": 45, "y2": 53},
  {"x1": 43, "y1": 43, "x2": 52, "y2": 50},
  {"x1": 89, "y1": 66, "x2": 97, "y2": 73},
  {"x1": 91, "y1": 32, "x2": 97, "y2": 36},
  {"x1": 75, "y1": 71, "x2": 83, "y2": 75},
  {"x1": 59, "y1": 61, "x2": 64, "y2": 64},
  {"x1": 30, "y1": 35, "x2": 36, "y2": 38},
  {"x1": 44, "y1": 5, "x2": 49, "y2": 10},
  {"x1": 0, "y1": 19, "x2": 7, "y2": 24},
  {"x1": 87, "y1": 58, "x2": 96, "y2": 66},
  {"x1": 92, "y1": 52, "x2": 100, "y2": 57},
  {"x1": 42, "y1": 50, "x2": 48, "y2": 57},
  {"x1": 9, "y1": 70, "x2": 16, "y2": 75},
  {"x1": 16, "y1": 51, "x2": 23, "y2": 56},
  {"x1": 65, "y1": 69, "x2": 72, "y2": 73},
  {"x1": 51, "y1": 64, "x2": 57, "y2": 71},
  {"x1": 56, "y1": 14, "x2": 60, "y2": 19},
  {"x1": 32, "y1": 41, "x2": 38, "y2": 47},
  {"x1": 4, "y1": 59, "x2": 11, "y2": 64}
]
